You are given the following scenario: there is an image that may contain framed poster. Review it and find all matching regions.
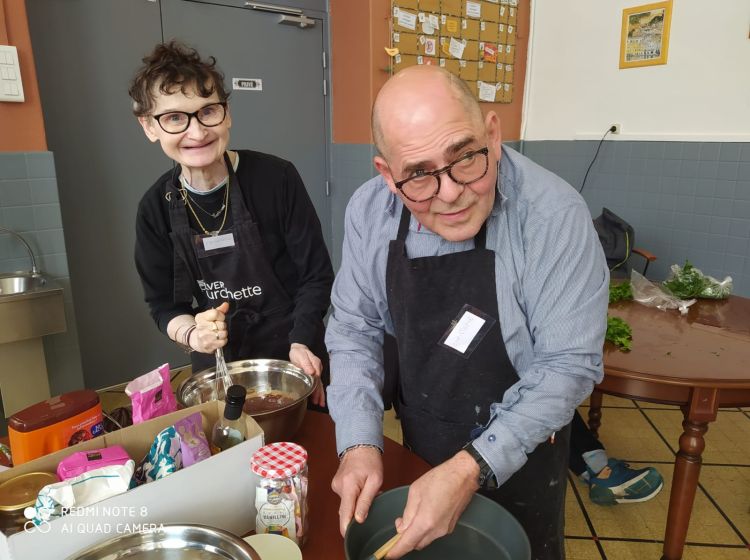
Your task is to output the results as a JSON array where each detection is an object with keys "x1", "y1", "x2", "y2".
[{"x1": 619, "y1": 1, "x2": 672, "y2": 69}]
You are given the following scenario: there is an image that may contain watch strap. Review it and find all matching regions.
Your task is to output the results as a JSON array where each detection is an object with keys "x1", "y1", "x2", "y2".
[{"x1": 462, "y1": 442, "x2": 497, "y2": 489}]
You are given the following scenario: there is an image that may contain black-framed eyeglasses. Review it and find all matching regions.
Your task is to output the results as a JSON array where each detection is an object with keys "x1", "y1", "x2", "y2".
[
  {"x1": 394, "y1": 147, "x2": 490, "y2": 203},
  {"x1": 152, "y1": 102, "x2": 228, "y2": 134}
]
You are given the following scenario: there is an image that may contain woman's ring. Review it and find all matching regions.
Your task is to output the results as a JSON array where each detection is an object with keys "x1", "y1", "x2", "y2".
[{"x1": 215, "y1": 332, "x2": 220, "y2": 340}]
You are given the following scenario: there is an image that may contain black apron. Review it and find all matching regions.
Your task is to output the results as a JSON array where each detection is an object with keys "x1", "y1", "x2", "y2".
[
  {"x1": 385, "y1": 205, "x2": 570, "y2": 560},
  {"x1": 167, "y1": 153, "x2": 327, "y2": 377}
]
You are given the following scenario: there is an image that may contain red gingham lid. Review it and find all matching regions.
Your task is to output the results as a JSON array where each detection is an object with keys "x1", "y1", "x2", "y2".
[{"x1": 251, "y1": 442, "x2": 308, "y2": 478}]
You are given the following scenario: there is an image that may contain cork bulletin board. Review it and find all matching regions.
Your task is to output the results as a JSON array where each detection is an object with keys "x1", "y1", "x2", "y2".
[{"x1": 390, "y1": 0, "x2": 520, "y2": 103}]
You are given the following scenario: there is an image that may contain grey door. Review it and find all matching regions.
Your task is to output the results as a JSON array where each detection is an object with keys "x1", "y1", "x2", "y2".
[{"x1": 162, "y1": 0, "x2": 331, "y2": 246}]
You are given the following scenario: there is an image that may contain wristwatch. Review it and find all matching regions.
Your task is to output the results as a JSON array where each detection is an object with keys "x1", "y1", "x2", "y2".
[{"x1": 462, "y1": 442, "x2": 497, "y2": 489}]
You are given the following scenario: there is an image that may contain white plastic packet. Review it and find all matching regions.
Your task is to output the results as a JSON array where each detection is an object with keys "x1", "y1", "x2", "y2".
[
  {"x1": 24, "y1": 460, "x2": 135, "y2": 527},
  {"x1": 631, "y1": 270, "x2": 696, "y2": 315}
]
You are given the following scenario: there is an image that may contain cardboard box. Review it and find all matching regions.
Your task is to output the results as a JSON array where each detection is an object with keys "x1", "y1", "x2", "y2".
[{"x1": 0, "y1": 401, "x2": 263, "y2": 560}]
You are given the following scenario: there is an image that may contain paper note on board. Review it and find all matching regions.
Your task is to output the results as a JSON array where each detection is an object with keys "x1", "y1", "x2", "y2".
[
  {"x1": 478, "y1": 81, "x2": 497, "y2": 102},
  {"x1": 466, "y1": 1, "x2": 481, "y2": 18},
  {"x1": 449, "y1": 37, "x2": 466, "y2": 59},
  {"x1": 398, "y1": 10, "x2": 417, "y2": 31}
]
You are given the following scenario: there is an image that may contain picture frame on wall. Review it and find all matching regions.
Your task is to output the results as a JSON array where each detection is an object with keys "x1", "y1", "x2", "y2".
[{"x1": 619, "y1": 0, "x2": 673, "y2": 69}]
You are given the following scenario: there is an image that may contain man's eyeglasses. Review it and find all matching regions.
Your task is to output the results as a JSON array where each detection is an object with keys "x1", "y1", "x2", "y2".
[
  {"x1": 394, "y1": 147, "x2": 490, "y2": 203},
  {"x1": 152, "y1": 102, "x2": 228, "y2": 134}
]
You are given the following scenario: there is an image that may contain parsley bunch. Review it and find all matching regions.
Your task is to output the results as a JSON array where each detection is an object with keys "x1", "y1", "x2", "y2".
[
  {"x1": 663, "y1": 260, "x2": 709, "y2": 298},
  {"x1": 606, "y1": 316, "x2": 632, "y2": 351},
  {"x1": 609, "y1": 281, "x2": 633, "y2": 304}
]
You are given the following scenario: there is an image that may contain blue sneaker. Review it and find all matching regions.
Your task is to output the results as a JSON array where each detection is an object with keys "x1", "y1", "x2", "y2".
[{"x1": 587, "y1": 458, "x2": 663, "y2": 506}]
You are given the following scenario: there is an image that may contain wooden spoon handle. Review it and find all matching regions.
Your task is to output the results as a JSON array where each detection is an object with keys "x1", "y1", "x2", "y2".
[{"x1": 371, "y1": 532, "x2": 402, "y2": 560}]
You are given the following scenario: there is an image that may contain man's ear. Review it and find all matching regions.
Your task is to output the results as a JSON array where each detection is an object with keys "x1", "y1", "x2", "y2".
[
  {"x1": 138, "y1": 116, "x2": 160, "y2": 143},
  {"x1": 373, "y1": 155, "x2": 399, "y2": 195},
  {"x1": 484, "y1": 110, "x2": 502, "y2": 160}
]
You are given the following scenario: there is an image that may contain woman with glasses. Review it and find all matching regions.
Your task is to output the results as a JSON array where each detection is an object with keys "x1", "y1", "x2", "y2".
[{"x1": 130, "y1": 41, "x2": 333, "y2": 407}]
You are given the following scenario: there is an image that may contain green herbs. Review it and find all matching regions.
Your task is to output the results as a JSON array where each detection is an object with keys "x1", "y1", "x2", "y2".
[
  {"x1": 663, "y1": 260, "x2": 708, "y2": 298},
  {"x1": 606, "y1": 315, "x2": 632, "y2": 351},
  {"x1": 607, "y1": 282, "x2": 633, "y2": 351},
  {"x1": 609, "y1": 281, "x2": 633, "y2": 304},
  {"x1": 663, "y1": 260, "x2": 732, "y2": 299}
]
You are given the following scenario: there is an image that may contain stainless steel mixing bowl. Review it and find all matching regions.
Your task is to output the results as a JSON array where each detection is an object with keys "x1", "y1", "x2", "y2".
[
  {"x1": 176, "y1": 359, "x2": 316, "y2": 443},
  {"x1": 65, "y1": 524, "x2": 261, "y2": 559}
]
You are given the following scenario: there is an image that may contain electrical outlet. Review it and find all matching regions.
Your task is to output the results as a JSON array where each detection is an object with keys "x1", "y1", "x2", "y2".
[{"x1": 610, "y1": 123, "x2": 621, "y2": 134}]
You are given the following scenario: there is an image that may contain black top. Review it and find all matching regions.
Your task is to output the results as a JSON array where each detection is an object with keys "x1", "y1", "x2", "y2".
[{"x1": 134, "y1": 150, "x2": 333, "y2": 348}]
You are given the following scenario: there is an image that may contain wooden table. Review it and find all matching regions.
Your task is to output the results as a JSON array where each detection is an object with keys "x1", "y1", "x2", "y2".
[
  {"x1": 588, "y1": 296, "x2": 750, "y2": 560},
  {"x1": 294, "y1": 411, "x2": 430, "y2": 559}
]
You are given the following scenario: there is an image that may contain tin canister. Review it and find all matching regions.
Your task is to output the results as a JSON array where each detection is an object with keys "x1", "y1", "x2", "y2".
[{"x1": 0, "y1": 471, "x2": 58, "y2": 535}]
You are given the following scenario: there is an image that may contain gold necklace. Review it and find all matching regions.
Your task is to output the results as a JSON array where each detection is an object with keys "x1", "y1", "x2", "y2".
[{"x1": 182, "y1": 178, "x2": 230, "y2": 236}]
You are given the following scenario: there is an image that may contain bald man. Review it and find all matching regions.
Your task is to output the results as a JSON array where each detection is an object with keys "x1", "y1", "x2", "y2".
[{"x1": 326, "y1": 66, "x2": 609, "y2": 559}]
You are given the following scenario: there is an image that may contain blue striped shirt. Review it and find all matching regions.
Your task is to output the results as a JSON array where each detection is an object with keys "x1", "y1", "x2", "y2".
[{"x1": 326, "y1": 146, "x2": 609, "y2": 485}]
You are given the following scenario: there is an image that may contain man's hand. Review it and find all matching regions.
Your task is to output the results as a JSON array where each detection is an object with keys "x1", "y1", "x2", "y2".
[
  {"x1": 289, "y1": 343, "x2": 325, "y2": 407},
  {"x1": 386, "y1": 450, "x2": 480, "y2": 558},
  {"x1": 331, "y1": 446, "x2": 384, "y2": 537}
]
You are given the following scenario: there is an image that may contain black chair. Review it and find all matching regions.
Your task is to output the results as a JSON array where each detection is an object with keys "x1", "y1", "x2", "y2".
[{"x1": 593, "y1": 207, "x2": 656, "y2": 279}]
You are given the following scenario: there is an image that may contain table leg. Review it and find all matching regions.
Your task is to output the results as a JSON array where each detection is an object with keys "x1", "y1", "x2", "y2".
[
  {"x1": 661, "y1": 389, "x2": 718, "y2": 560},
  {"x1": 587, "y1": 389, "x2": 603, "y2": 438}
]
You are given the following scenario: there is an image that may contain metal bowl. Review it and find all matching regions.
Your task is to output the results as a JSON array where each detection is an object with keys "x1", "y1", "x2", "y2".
[
  {"x1": 176, "y1": 359, "x2": 316, "y2": 443},
  {"x1": 345, "y1": 486, "x2": 531, "y2": 560},
  {"x1": 65, "y1": 524, "x2": 261, "y2": 559}
]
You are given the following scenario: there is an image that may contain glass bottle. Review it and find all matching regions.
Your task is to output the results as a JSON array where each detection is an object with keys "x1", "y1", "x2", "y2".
[{"x1": 210, "y1": 384, "x2": 247, "y2": 453}]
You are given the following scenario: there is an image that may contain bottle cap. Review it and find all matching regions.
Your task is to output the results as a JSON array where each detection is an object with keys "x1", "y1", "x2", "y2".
[
  {"x1": 251, "y1": 442, "x2": 308, "y2": 479},
  {"x1": 226, "y1": 385, "x2": 247, "y2": 406}
]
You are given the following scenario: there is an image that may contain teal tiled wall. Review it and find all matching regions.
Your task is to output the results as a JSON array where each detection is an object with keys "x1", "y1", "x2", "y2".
[{"x1": 0, "y1": 151, "x2": 84, "y2": 406}]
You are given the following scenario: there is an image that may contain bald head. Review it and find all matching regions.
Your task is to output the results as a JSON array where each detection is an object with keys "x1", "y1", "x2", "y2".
[{"x1": 372, "y1": 66, "x2": 484, "y2": 157}]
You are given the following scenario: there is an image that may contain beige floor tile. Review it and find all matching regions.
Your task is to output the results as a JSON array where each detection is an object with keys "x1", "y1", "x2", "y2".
[
  {"x1": 580, "y1": 406, "x2": 676, "y2": 463},
  {"x1": 600, "y1": 540, "x2": 663, "y2": 560},
  {"x1": 699, "y1": 465, "x2": 750, "y2": 538},
  {"x1": 579, "y1": 471, "x2": 669, "y2": 541},
  {"x1": 645, "y1": 409, "x2": 750, "y2": 464},
  {"x1": 565, "y1": 479, "x2": 592, "y2": 537},
  {"x1": 564, "y1": 537, "x2": 601, "y2": 559},
  {"x1": 682, "y1": 545, "x2": 750, "y2": 559}
]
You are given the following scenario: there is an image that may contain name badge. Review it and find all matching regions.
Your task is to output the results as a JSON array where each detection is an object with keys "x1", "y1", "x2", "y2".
[
  {"x1": 202, "y1": 233, "x2": 235, "y2": 251},
  {"x1": 439, "y1": 304, "x2": 496, "y2": 357}
]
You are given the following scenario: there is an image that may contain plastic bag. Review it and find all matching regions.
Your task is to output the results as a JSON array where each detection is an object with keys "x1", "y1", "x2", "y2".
[
  {"x1": 663, "y1": 261, "x2": 732, "y2": 299},
  {"x1": 630, "y1": 270, "x2": 696, "y2": 315},
  {"x1": 125, "y1": 363, "x2": 177, "y2": 424},
  {"x1": 24, "y1": 461, "x2": 135, "y2": 527}
]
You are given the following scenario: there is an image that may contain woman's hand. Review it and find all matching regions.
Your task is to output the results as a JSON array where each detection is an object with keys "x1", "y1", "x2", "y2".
[
  {"x1": 289, "y1": 343, "x2": 325, "y2": 407},
  {"x1": 192, "y1": 302, "x2": 230, "y2": 353}
]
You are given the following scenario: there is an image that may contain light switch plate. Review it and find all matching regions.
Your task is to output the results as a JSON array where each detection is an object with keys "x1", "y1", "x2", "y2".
[{"x1": 0, "y1": 45, "x2": 25, "y2": 103}]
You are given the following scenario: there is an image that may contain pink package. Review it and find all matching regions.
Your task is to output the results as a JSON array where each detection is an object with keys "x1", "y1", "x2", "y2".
[
  {"x1": 57, "y1": 445, "x2": 132, "y2": 480},
  {"x1": 125, "y1": 363, "x2": 178, "y2": 424}
]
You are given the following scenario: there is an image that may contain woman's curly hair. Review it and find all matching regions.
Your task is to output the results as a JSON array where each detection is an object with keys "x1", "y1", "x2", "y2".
[{"x1": 128, "y1": 40, "x2": 230, "y2": 117}]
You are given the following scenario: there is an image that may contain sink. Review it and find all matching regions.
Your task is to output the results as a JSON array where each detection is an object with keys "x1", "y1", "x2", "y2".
[{"x1": 0, "y1": 272, "x2": 47, "y2": 296}]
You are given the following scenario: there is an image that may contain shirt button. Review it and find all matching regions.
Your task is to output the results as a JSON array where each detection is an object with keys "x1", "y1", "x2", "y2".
[{"x1": 487, "y1": 434, "x2": 496, "y2": 442}]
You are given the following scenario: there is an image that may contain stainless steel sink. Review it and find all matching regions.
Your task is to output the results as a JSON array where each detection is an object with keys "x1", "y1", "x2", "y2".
[{"x1": 0, "y1": 272, "x2": 47, "y2": 296}]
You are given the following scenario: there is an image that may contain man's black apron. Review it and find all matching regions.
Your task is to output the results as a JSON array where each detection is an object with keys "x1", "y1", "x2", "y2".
[
  {"x1": 386, "y1": 205, "x2": 570, "y2": 560},
  {"x1": 166, "y1": 153, "x2": 327, "y2": 378}
]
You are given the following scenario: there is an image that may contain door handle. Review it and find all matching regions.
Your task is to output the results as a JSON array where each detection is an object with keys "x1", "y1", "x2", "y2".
[
  {"x1": 244, "y1": 2, "x2": 302, "y2": 15},
  {"x1": 278, "y1": 14, "x2": 316, "y2": 28}
]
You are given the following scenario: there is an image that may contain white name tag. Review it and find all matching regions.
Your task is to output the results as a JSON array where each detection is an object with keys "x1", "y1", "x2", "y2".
[
  {"x1": 202, "y1": 233, "x2": 235, "y2": 251},
  {"x1": 443, "y1": 311, "x2": 486, "y2": 354}
]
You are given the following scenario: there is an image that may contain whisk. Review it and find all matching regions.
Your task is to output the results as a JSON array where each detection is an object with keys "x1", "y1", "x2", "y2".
[{"x1": 214, "y1": 347, "x2": 233, "y2": 401}]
